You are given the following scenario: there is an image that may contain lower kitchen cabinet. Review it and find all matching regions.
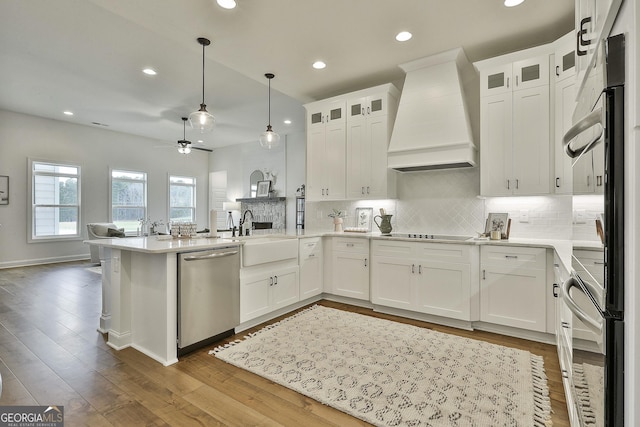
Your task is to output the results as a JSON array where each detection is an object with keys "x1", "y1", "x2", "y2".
[
  {"x1": 299, "y1": 237, "x2": 323, "y2": 299},
  {"x1": 240, "y1": 263, "x2": 299, "y2": 323},
  {"x1": 371, "y1": 240, "x2": 478, "y2": 321},
  {"x1": 480, "y1": 246, "x2": 547, "y2": 332},
  {"x1": 328, "y1": 237, "x2": 370, "y2": 300}
]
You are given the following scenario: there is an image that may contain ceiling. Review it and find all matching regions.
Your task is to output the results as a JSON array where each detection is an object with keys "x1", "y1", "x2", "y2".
[{"x1": 0, "y1": 0, "x2": 574, "y2": 150}]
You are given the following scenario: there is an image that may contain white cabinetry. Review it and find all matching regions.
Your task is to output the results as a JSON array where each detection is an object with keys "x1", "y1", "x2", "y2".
[
  {"x1": 305, "y1": 99, "x2": 346, "y2": 201},
  {"x1": 553, "y1": 32, "x2": 577, "y2": 194},
  {"x1": 240, "y1": 263, "x2": 299, "y2": 323},
  {"x1": 480, "y1": 246, "x2": 548, "y2": 332},
  {"x1": 306, "y1": 84, "x2": 398, "y2": 202},
  {"x1": 328, "y1": 237, "x2": 369, "y2": 300},
  {"x1": 479, "y1": 51, "x2": 551, "y2": 196},
  {"x1": 371, "y1": 240, "x2": 478, "y2": 321},
  {"x1": 299, "y1": 237, "x2": 323, "y2": 299},
  {"x1": 346, "y1": 85, "x2": 399, "y2": 199}
]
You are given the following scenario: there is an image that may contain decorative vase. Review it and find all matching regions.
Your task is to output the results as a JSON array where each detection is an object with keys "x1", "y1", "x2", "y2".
[
  {"x1": 333, "y1": 217, "x2": 343, "y2": 232},
  {"x1": 373, "y1": 214, "x2": 393, "y2": 235}
]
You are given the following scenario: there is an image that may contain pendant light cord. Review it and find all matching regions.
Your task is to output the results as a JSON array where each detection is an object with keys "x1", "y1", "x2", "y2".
[
  {"x1": 268, "y1": 77, "x2": 271, "y2": 127},
  {"x1": 201, "y1": 43, "x2": 205, "y2": 105}
]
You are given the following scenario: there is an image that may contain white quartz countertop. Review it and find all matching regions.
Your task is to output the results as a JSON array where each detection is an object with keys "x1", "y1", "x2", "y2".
[
  {"x1": 84, "y1": 235, "x2": 241, "y2": 254},
  {"x1": 85, "y1": 231, "x2": 577, "y2": 272}
]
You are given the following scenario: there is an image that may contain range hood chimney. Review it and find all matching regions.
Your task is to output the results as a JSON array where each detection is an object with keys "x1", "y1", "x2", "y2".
[{"x1": 388, "y1": 48, "x2": 479, "y2": 172}]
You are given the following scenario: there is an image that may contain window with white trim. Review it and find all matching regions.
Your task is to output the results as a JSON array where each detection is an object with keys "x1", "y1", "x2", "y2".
[
  {"x1": 169, "y1": 175, "x2": 196, "y2": 223},
  {"x1": 30, "y1": 160, "x2": 81, "y2": 240},
  {"x1": 111, "y1": 169, "x2": 147, "y2": 234}
]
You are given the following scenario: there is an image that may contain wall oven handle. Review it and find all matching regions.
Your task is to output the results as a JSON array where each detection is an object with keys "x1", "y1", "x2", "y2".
[
  {"x1": 561, "y1": 276, "x2": 602, "y2": 335},
  {"x1": 563, "y1": 107, "x2": 604, "y2": 159}
]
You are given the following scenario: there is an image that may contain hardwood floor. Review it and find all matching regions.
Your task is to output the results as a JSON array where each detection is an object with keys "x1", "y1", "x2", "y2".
[{"x1": 0, "y1": 261, "x2": 570, "y2": 426}]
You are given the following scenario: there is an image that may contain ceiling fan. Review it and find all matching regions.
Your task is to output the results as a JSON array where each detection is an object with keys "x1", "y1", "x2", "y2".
[{"x1": 155, "y1": 117, "x2": 213, "y2": 153}]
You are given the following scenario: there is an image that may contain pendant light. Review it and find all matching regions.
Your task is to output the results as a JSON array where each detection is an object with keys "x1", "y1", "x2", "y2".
[
  {"x1": 178, "y1": 117, "x2": 192, "y2": 154},
  {"x1": 189, "y1": 37, "x2": 215, "y2": 133},
  {"x1": 259, "y1": 73, "x2": 281, "y2": 149}
]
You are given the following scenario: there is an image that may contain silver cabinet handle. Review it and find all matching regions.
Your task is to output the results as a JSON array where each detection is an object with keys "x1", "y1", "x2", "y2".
[
  {"x1": 309, "y1": 253, "x2": 315, "y2": 258},
  {"x1": 364, "y1": 258, "x2": 368, "y2": 267},
  {"x1": 516, "y1": 75, "x2": 519, "y2": 86},
  {"x1": 418, "y1": 265, "x2": 422, "y2": 274},
  {"x1": 274, "y1": 275, "x2": 278, "y2": 285},
  {"x1": 561, "y1": 321, "x2": 570, "y2": 328},
  {"x1": 515, "y1": 179, "x2": 519, "y2": 189},
  {"x1": 556, "y1": 177, "x2": 560, "y2": 188},
  {"x1": 411, "y1": 264, "x2": 415, "y2": 274},
  {"x1": 366, "y1": 186, "x2": 370, "y2": 194},
  {"x1": 362, "y1": 187, "x2": 365, "y2": 195},
  {"x1": 505, "y1": 255, "x2": 518, "y2": 259},
  {"x1": 587, "y1": 175, "x2": 591, "y2": 187},
  {"x1": 270, "y1": 277, "x2": 274, "y2": 286},
  {"x1": 507, "y1": 180, "x2": 510, "y2": 190},
  {"x1": 562, "y1": 370, "x2": 569, "y2": 379},
  {"x1": 346, "y1": 243, "x2": 354, "y2": 247},
  {"x1": 326, "y1": 188, "x2": 329, "y2": 196},
  {"x1": 482, "y1": 269, "x2": 486, "y2": 280},
  {"x1": 594, "y1": 261, "x2": 605, "y2": 265},
  {"x1": 556, "y1": 65, "x2": 560, "y2": 76},
  {"x1": 596, "y1": 175, "x2": 603, "y2": 186},
  {"x1": 506, "y1": 77, "x2": 510, "y2": 88},
  {"x1": 322, "y1": 189, "x2": 325, "y2": 196}
]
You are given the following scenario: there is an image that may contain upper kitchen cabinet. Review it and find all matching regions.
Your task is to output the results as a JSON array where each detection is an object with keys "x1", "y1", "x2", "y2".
[
  {"x1": 553, "y1": 31, "x2": 577, "y2": 195},
  {"x1": 346, "y1": 84, "x2": 399, "y2": 199},
  {"x1": 305, "y1": 99, "x2": 347, "y2": 201},
  {"x1": 305, "y1": 84, "x2": 399, "y2": 202},
  {"x1": 478, "y1": 47, "x2": 552, "y2": 196}
]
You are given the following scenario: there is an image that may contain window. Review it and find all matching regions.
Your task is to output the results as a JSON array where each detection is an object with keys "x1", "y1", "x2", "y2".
[
  {"x1": 111, "y1": 169, "x2": 147, "y2": 234},
  {"x1": 169, "y1": 175, "x2": 196, "y2": 223},
  {"x1": 30, "y1": 160, "x2": 81, "y2": 240}
]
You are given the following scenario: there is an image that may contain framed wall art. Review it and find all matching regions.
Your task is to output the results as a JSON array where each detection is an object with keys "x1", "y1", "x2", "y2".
[
  {"x1": 0, "y1": 175, "x2": 8, "y2": 205},
  {"x1": 485, "y1": 212, "x2": 509, "y2": 235},
  {"x1": 256, "y1": 180, "x2": 271, "y2": 198},
  {"x1": 354, "y1": 207, "x2": 373, "y2": 231}
]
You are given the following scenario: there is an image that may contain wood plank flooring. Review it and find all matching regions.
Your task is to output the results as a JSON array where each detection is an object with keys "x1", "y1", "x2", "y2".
[{"x1": 0, "y1": 261, "x2": 570, "y2": 426}]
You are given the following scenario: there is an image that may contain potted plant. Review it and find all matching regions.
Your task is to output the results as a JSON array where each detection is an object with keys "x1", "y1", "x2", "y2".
[{"x1": 328, "y1": 209, "x2": 346, "y2": 232}]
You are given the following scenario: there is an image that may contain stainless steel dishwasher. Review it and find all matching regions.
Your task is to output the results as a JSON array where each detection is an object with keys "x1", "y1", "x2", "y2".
[{"x1": 177, "y1": 245, "x2": 240, "y2": 356}]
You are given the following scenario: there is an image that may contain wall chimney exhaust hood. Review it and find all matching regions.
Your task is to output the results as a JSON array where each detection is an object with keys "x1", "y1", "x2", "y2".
[{"x1": 388, "y1": 48, "x2": 479, "y2": 172}]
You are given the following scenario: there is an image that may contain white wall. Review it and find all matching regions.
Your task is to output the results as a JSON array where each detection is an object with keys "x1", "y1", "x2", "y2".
[
  {"x1": 0, "y1": 109, "x2": 210, "y2": 267},
  {"x1": 208, "y1": 131, "x2": 306, "y2": 232}
]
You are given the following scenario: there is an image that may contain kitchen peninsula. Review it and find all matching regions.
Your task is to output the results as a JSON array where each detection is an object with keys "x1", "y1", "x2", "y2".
[{"x1": 86, "y1": 236, "x2": 242, "y2": 366}]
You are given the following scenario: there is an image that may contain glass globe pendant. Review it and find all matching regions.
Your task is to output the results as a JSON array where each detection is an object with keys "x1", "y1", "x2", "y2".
[
  {"x1": 259, "y1": 73, "x2": 280, "y2": 149},
  {"x1": 189, "y1": 37, "x2": 215, "y2": 133}
]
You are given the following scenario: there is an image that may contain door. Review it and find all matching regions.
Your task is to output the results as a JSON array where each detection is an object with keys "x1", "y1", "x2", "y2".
[
  {"x1": 554, "y1": 76, "x2": 576, "y2": 194},
  {"x1": 299, "y1": 238, "x2": 323, "y2": 299},
  {"x1": 332, "y1": 252, "x2": 369, "y2": 300},
  {"x1": 370, "y1": 256, "x2": 414, "y2": 310},
  {"x1": 271, "y1": 266, "x2": 299, "y2": 310},
  {"x1": 480, "y1": 92, "x2": 513, "y2": 196},
  {"x1": 511, "y1": 85, "x2": 550, "y2": 195},
  {"x1": 480, "y1": 265, "x2": 547, "y2": 332},
  {"x1": 240, "y1": 273, "x2": 271, "y2": 322},
  {"x1": 417, "y1": 261, "x2": 472, "y2": 321}
]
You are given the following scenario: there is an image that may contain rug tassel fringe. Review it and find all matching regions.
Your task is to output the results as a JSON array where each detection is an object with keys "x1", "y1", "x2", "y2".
[
  {"x1": 530, "y1": 354, "x2": 553, "y2": 427},
  {"x1": 209, "y1": 305, "x2": 321, "y2": 355}
]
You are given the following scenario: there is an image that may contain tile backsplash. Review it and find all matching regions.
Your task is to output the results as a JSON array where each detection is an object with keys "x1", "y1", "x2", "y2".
[{"x1": 305, "y1": 168, "x2": 592, "y2": 241}]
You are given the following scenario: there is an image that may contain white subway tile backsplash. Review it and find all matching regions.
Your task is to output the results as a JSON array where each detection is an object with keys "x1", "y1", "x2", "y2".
[{"x1": 304, "y1": 168, "x2": 599, "y2": 242}]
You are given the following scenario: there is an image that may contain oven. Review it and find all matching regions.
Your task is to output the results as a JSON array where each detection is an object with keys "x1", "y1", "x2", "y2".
[{"x1": 563, "y1": 31, "x2": 625, "y2": 427}]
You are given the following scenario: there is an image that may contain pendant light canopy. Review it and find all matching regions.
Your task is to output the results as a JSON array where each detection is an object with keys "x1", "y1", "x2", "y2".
[
  {"x1": 178, "y1": 117, "x2": 192, "y2": 154},
  {"x1": 259, "y1": 73, "x2": 280, "y2": 149},
  {"x1": 189, "y1": 37, "x2": 215, "y2": 133}
]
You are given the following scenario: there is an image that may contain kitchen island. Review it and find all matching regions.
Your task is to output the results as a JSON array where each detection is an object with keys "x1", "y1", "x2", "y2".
[{"x1": 85, "y1": 236, "x2": 241, "y2": 366}]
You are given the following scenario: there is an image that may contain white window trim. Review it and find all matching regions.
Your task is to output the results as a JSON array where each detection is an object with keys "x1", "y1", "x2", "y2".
[
  {"x1": 109, "y1": 167, "x2": 147, "y2": 235},
  {"x1": 168, "y1": 174, "x2": 197, "y2": 224},
  {"x1": 28, "y1": 158, "x2": 82, "y2": 243}
]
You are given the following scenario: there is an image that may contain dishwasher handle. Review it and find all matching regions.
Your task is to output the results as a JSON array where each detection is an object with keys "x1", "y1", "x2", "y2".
[{"x1": 182, "y1": 250, "x2": 239, "y2": 261}]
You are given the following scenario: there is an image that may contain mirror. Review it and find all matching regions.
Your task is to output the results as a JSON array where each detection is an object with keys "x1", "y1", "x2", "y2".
[{"x1": 250, "y1": 170, "x2": 264, "y2": 198}]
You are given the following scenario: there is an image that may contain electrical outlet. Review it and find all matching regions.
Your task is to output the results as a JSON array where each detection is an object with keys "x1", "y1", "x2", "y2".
[
  {"x1": 519, "y1": 210, "x2": 529, "y2": 223},
  {"x1": 574, "y1": 209, "x2": 586, "y2": 224}
]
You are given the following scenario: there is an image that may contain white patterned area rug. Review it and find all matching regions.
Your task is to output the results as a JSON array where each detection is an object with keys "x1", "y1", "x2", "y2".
[{"x1": 211, "y1": 305, "x2": 552, "y2": 427}]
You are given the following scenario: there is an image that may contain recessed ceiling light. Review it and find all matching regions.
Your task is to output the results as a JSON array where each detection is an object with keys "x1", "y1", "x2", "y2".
[
  {"x1": 284, "y1": 119, "x2": 292, "y2": 125},
  {"x1": 142, "y1": 68, "x2": 157, "y2": 75},
  {"x1": 312, "y1": 61, "x2": 326, "y2": 70},
  {"x1": 504, "y1": 0, "x2": 525, "y2": 6},
  {"x1": 63, "y1": 111, "x2": 74, "y2": 116},
  {"x1": 216, "y1": 0, "x2": 236, "y2": 9},
  {"x1": 395, "y1": 31, "x2": 412, "y2": 42}
]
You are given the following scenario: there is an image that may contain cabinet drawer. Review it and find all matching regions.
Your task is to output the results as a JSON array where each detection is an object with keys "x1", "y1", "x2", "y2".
[
  {"x1": 371, "y1": 240, "x2": 412, "y2": 257},
  {"x1": 332, "y1": 237, "x2": 369, "y2": 254},
  {"x1": 300, "y1": 237, "x2": 322, "y2": 259},
  {"x1": 414, "y1": 243, "x2": 473, "y2": 264},
  {"x1": 481, "y1": 246, "x2": 546, "y2": 269}
]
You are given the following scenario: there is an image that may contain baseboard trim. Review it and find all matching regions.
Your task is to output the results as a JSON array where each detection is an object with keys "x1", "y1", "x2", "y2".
[{"x1": 0, "y1": 254, "x2": 90, "y2": 269}]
